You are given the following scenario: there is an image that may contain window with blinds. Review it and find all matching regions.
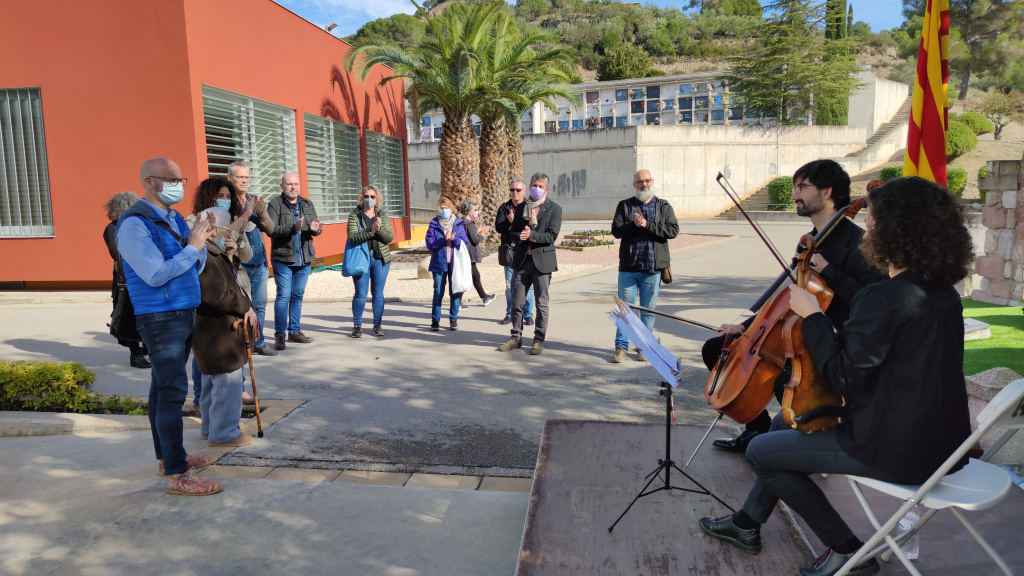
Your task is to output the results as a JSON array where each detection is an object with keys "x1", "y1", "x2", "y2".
[
  {"x1": 365, "y1": 130, "x2": 406, "y2": 217},
  {"x1": 0, "y1": 88, "x2": 53, "y2": 237},
  {"x1": 303, "y1": 114, "x2": 361, "y2": 224},
  {"x1": 202, "y1": 85, "x2": 297, "y2": 200}
]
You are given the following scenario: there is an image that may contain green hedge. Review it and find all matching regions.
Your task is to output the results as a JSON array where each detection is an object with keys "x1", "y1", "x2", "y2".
[
  {"x1": 946, "y1": 120, "x2": 978, "y2": 160},
  {"x1": 946, "y1": 168, "x2": 967, "y2": 197},
  {"x1": 978, "y1": 165, "x2": 988, "y2": 203},
  {"x1": 956, "y1": 112, "x2": 994, "y2": 135},
  {"x1": 879, "y1": 165, "x2": 903, "y2": 181},
  {"x1": 767, "y1": 176, "x2": 794, "y2": 210},
  {"x1": 0, "y1": 361, "x2": 96, "y2": 412}
]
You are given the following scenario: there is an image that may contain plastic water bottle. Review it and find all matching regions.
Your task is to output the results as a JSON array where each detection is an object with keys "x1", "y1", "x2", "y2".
[{"x1": 897, "y1": 504, "x2": 922, "y2": 560}]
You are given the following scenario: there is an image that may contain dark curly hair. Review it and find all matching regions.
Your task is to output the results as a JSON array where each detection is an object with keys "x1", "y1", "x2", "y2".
[
  {"x1": 793, "y1": 159, "x2": 852, "y2": 209},
  {"x1": 860, "y1": 177, "x2": 974, "y2": 285},
  {"x1": 192, "y1": 177, "x2": 242, "y2": 219}
]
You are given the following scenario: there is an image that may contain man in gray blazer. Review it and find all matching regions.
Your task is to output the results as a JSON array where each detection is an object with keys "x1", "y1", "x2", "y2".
[{"x1": 498, "y1": 172, "x2": 562, "y2": 356}]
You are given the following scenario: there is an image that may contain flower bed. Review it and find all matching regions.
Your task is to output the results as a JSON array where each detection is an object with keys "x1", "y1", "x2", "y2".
[
  {"x1": 564, "y1": 229, "x2": 613, "y2": 240},
  {"x1": 558, "y1": 237, "x2": 615, "y2": 251}
]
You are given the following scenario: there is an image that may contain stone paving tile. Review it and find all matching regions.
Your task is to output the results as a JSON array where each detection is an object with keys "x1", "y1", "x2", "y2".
[
  {"x1": 334, "y1": 470, "x2": 411, "y2": 487},
  {"x1": 478, "y1": 477, "x2": 534, "y2": 493},
  {"x1": 405, "y1": 473, "x2": 481, "y2": 490},
  {"x1": 201, "y1": 464, "x2": 274, "y2": 479},
  {"x1": 264, "y1": 468, "x2": 341, "y2": 483}
]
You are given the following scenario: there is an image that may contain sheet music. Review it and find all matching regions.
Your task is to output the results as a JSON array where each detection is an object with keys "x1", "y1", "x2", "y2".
[{"x1": 609, "y1": 297, "x2": 683, "y2": 387}]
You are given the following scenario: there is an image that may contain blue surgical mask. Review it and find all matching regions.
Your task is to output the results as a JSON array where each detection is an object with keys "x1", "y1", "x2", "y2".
[
  {"x1": 215, "y1": 199, "x2": 232, "y2": 211},
  {"x1": 211, "y1": 236, "x2": 226, "y2": 251},
  {"x1": 439, "y1": 208, "x2": 451, "y2": 219},
  {"x1": 157, "y1": 181, "x2": 185, "y2": 205},
  {"x1": 530, "y1": 187, "x2": 545, "y2": 201}
]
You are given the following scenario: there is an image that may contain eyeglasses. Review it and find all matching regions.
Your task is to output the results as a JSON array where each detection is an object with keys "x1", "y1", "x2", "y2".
[
  {"x1": 793, "y1": 183, "x2": 816, "y2": 192},
  {"x1": 148, "y1": 176, "x2": 188, "y2": 186},
  {"x1": 509, "y1": 187, "x2": 525, "y2": 192},
  {"x1": 634, "y1": 178, "x2": 653, "y2": 185}
]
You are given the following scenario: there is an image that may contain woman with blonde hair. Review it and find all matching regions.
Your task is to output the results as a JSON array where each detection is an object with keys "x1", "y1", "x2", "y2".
[
  {"x1": 425, "y1": 196, "x2": 468, "y2": 331},
  {"x1": 347, "y1": 185, "x2": 394, "y2": 337}
]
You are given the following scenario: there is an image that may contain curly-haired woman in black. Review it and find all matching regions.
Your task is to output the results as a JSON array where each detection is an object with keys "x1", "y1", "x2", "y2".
[{"x1": 699, "y1": 177, "x2": 975, "y2": 576}]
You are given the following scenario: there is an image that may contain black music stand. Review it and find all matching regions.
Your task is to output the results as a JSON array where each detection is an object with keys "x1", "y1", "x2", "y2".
[{"x1": 608, "y1": 381, "x2": 735, "y2": 532}]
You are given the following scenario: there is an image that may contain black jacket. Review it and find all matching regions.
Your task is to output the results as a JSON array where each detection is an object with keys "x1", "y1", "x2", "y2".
[
  {"x1": 267, "y1": 195, "x2": 321, "y2": 265},
  {"x1": 804, "y1": 272, "x2": 971, "y2": 484},
  {"x1": 464, "y1": 220, "x2": 485, "y2": 263},
  {"x1": 611, "y1": 196, "x2": 679, "y2": 272},
  {"x1": 508, "y1": 198, "x2": 562, "y2": 274},
  {"x1": 812, "y1": 217, "x2": 888, "y2": 330}
]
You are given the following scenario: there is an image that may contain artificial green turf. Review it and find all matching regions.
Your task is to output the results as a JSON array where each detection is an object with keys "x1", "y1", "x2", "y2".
[{"x1": 962, "y1": 298, "x2": 1024, "y2": 376}]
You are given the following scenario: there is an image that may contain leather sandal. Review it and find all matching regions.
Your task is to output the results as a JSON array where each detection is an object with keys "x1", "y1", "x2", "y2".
[
  {"x1": 158, "y1": 454, "x2": 214, "y2": 477},
  {"x1": 165, "y1": 469, "x2": 223, "y2": 496}
]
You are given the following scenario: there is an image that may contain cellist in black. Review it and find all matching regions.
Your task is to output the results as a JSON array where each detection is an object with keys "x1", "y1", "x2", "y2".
[
  {"x1": 703, "y1": 159, "x2": 886, "y2": 452},
  {"x1": 698, "y1": 177, "x2": 975, "y2": 576}
]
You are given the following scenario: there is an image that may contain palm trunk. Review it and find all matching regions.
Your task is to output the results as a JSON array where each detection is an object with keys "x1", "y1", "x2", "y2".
[
  {"x1": 506, "y1": 125, "x2": 524, "y2": 183},
  {"x1": 438, "y1": 112, "x2": 480, "y2": 207},
  {"x1": 479, "y1": 119, "x2": 508, "y2": 242}
]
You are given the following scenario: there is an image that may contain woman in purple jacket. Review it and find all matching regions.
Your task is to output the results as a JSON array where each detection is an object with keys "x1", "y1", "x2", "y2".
[{"x1": 425, "y1": 196, "x2": 469, "y2": 331}]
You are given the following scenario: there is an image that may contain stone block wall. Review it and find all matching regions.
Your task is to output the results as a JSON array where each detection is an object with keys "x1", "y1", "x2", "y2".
[{"x1": 972, "y1": 159, "x2": 1024, "y2": 306}]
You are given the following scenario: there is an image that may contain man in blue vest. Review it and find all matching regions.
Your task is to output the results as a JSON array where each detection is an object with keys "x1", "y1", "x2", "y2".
[
  {"x1": 226, "y1": 161, "x2": 277, "y2": 356},
  {"x1": 117, "y1": 157, "x2": 223, "y2": 496}
]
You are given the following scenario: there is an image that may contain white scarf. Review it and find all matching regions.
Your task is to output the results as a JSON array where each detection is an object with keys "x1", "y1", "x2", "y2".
[{"x1": 525, "y1": 195, "x2": 546, "y2": 228}]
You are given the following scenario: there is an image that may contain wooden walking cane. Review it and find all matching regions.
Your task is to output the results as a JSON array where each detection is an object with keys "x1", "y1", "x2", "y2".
[{"x1": 233, "y1": 318, "x2": 264, "y2": 438}]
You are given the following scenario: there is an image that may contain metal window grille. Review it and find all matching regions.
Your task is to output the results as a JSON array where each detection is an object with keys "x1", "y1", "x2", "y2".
[
  {"x1": 303, "y1": 114, "x2": 361, "y2": 224},
  {"x1": 0, "y1": 88, "x2": 54, "y2": 237},
  {"x1": 365, "y1": 130, "x2": 406, "y2": 217},
  {"x1": 201, "y1": 85, "x2": 297, "y2": 201}
]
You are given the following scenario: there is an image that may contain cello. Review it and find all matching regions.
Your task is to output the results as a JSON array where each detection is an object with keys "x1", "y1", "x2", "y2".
[{"x1": 704, "y1": 174, "x2": 865, "y2": 432}]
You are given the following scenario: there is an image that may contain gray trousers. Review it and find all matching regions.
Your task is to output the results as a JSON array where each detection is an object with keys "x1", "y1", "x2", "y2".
[
  {"x1": 510, "y1": 257, "x2": 550, "y2": 343},
  {"x1": 742, "y1": 414, "x2": 896, "y2": 548}
]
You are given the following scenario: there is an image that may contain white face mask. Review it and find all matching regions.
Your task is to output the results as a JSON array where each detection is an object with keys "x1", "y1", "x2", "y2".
[
  {"x1": 157, "y1": 181, "x2": 185, "y2": 205},
  {"x1": 363, "y1": 198, "x2": 375, "y2": 209}
]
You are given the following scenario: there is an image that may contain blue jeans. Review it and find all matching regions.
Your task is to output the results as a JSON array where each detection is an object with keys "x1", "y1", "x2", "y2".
[
  {"x1": 431, "y1": 270, "x2": 462, "y2": 322},
  {"x1": 199, "y1": 368, "x2": 243, "y2": 444},
  {"x1": 352, "y1": 258, "x2": 391, "y2": 327},
  {"x1": 504, "y1": 265, "x2": 533, "y2": 319},
  {"x1": 242, "y1": 262, "x2": 268, "y2": 347},
  {"x1": 191, "y1": 356, "x2": 201, "y2": 406},
  {"x1": 615, "y1": 271, "x2": 661, "y2": 350},
  {"x1": 272, "y1": 262, "x2": 311, "y2": 335},
  {"x1": 742, "y1": 414, "x2": 898, "y2": 548},
  {"x1": 135, "y1": 309, "x2": 195, "y2": 477}
]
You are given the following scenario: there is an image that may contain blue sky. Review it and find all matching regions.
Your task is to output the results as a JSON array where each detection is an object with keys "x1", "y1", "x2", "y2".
[{"x1": 274, "y1": 0, "x2": 905, "y2": 40}]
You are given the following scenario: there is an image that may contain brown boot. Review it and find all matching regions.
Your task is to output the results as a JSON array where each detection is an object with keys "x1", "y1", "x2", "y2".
[{"x1": 274, "y1": 332, "x2": 286, "y2": 350}]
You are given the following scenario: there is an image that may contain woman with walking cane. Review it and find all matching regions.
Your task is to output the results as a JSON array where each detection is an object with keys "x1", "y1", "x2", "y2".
[{"x1": 190, "y1": 177, "x2": 258, "y2": 448}]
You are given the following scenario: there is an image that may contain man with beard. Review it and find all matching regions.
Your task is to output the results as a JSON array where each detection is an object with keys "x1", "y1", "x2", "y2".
[
  {"x1": 610, "y1": 169, "x2": 679, "y2": 363},
  {"x1": 705, "y1": 159, "x2": 886, "y2": 453}
]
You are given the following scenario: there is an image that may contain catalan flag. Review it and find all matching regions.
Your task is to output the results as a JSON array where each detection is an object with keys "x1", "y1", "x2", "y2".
[{"x1": 903, "y1": 0, "x2": 950, "y2": 186}]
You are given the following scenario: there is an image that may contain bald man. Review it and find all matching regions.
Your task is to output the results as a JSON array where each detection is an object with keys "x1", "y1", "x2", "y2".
[
  {"x1": 266, "y1": 173, "x2": 322, "y2": 350},
  {"x1": 116, "y1": 157, "x2": 222, "y2": 495},
  {"x1": 610, "y1": 169, "x2": 679, "y2": 363}
]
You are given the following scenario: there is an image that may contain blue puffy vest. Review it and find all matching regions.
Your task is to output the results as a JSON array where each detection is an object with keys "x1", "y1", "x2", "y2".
[{"x1": 116, "y1": 202, "x2": 201, "y2": 314}]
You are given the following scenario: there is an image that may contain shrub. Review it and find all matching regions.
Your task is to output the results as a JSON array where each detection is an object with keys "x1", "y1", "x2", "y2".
[
  {"x1": 879, "y1": 165, "x2": 903, "y2": 181},
  {"x1": 0, "y1": 361, "x2": 96, "y2": 412},
  {"x1": 978, "y1": 165, "x2": 988, "y2": 203},
  {"x1": 767, "y1": 176, "x2": 794, "y2": 210},
  {"x1": 946, "y1": 120, "x2": 978, "y2": 160},
  {"x1": 957, "y1": 112, "x2": 994, "y2": 135},
  {"x1": 597, "y1": 43, "x2": 652, "y2": 81},
  {"x1": 946, "y1": 168, "x2": 967, "y2": 197},
  {"x1": 947, "y1": 111, "x2": 959, "y2": 122}
]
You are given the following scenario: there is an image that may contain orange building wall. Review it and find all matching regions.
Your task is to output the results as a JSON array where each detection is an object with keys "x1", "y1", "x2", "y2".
[
  {"x1": 0, "y1": 1, "x2": 202, "y2": 284},
  {"x1": 0, "y1": 0, "x2": 408, "y2": 284},
  {"x1": 182, "y1": 0, "x2": 409, "y2": 264}
]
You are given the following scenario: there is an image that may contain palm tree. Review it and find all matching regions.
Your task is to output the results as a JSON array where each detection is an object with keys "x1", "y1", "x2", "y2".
[
  {"x1": 472, "y1": 12, "x2": 579, "y2": 232},
  {"x1": 344, "y1": 0, "x2": 503, "y2": 206}
]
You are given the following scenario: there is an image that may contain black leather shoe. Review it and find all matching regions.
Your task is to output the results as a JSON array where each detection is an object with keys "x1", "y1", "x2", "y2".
[
  {"x1": 499, "y1": 316, "x2": 512, "y2": 325},
  {"x1": 698, "y1": 515, "x2": 761, "y2": 554},
  {"x1": 129, "y1": 354, "x2": 151, "y2": 369},
  {"x1": 523, "y1": 317, "x2": 534, "y2": 326},
  {"x1": 712, "y1": 428, "x2": 764, "y2": 453},
  {"x1": 798, "y1": 549, "x2": 879, "y2": 576},
  {"x1": 430, "y1": 320, "x2": 440, "y2": 332}
]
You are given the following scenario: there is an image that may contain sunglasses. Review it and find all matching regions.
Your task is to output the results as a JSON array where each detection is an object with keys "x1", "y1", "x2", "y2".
[{"x1": 509, "y1": 187, "x2": 525, "y2": 192}]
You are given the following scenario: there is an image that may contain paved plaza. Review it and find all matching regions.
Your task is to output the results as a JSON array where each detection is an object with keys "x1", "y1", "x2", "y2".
[{"x1": 1, "y1": 218, "x2": 1015, "y2": 575}]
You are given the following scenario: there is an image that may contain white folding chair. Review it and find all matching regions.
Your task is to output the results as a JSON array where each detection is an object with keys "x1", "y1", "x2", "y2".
[{"x1": 836, "y1": 378, "x2": 1024, "y2": 576}]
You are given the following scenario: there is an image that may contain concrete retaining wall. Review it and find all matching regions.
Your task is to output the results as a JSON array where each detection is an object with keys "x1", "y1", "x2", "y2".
[{"x1": 848, "y1": 67, "x2": 910, "y2": 134}]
